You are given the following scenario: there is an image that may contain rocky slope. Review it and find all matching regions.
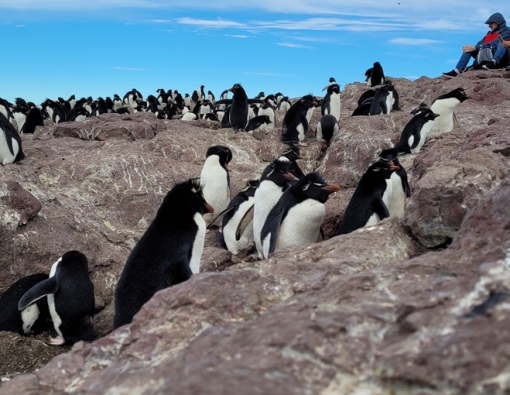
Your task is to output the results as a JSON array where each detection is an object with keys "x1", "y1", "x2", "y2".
[{"x1": 0, "y1": 69, "x2": 509, "y2": 394}]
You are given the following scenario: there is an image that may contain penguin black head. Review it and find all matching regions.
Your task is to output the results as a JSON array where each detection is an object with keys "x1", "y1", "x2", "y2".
[
  {"x1": 419, "y1": 108, "x2": 440, "y2": 121},
  {"x1": 290, "y1": 173, "x2": 340, "y2": 204},
  {"x1": 280, "y1": 144, "x2": 302, "y2": 162},
  {"x1": 160, "y1": 178, "x2": 214, "y2": 219},
  {"x1": 228, "y1": 83, "x2": 244, "y2": 94},
  {"x1": 369, "y1": 159, "x2": 400, "y2": 178},
  {"x1": 205, "y1": 145, "x2": 233, "y2": 169},
  {"x1": 59, "y1": 250, "x2": 89, "y2": 274},
  {"x1": 329, "y1": 77, "x2": 336, "y2": 83},
  {"x1": 448, "y1": 88, "x2": 471, "y2": 102},
  {"x1": 379, "y1": 148, "x2": 403, "y2": 168},
  {"x1": 298, "y1": 95, "x2": 318, "y2": 108},
  {"x1": 261, "y1": 159, "x2": 296, "y2": 186},
  {"x1": 410, "y1": 102, "x2": 429, "y2": 115}
]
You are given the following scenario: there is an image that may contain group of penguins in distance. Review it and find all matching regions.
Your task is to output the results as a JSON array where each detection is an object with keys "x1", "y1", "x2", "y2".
[{"x1": 0, "y1": 62, "x2": 471, "y2": 346}]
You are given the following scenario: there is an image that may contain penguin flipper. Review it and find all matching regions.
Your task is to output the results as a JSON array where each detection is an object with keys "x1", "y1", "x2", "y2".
[
  {"x1": 371, "y1": 197, "x2": 390, "y2": 221},
  {"x1": 400, "y1": 171, "x2": 411, "y2": 198},
  {"x1": 452, "y1": 112, "x2": 459, "y2": 129},
  {"x1": 207, "y1": 206, "x2": 235, "y2": 229},
  {"x1": 236, "y1": 204, "x2": 255, "y2": 241},
  {"x1": 267, "y1": 211, "x2": 286, "y2": 255},
  {"x1": 214, "y1": 99, "x2": 233, "y2": 106},
  {"x1": 18, "y1": 277, "x2": 60, "y2": 311}
]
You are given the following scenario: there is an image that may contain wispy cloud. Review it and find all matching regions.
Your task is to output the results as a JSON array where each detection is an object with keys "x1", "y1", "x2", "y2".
[
  {"x1": 277, "y1": 42, "x2": 311, "y2": 49},
  {"x1": 177, "y1": 17, "x2": 247, "y2": 29},
  {"x1": 112, "y1": 66, "x2": 149, "y2": 71},
  {"x1": 225, "y1": 34, "x2": 248, "y2": 39},
  {"x1": 390, "y1": 38, "x2": 442, "y2": 45},
  {"x1": 16, "y1": 24, "x2": 25, "y2": 28}
]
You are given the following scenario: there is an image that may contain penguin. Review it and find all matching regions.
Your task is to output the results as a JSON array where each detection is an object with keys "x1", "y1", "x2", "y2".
[
  {"x1": 264, "y1": 94, "x2": 277, "y2": 109},
  {"x1": 220, "y1": 106, "x2": 231, "y2": 128},
  {"x1": 207, "y1": 90, "x2": 216, "y2": 103},
  {"x1": 112, "y1": 107, "x2": 130, "y2": 115},
  {"x1": 41, "y1": 99, "x2": 66, "y2": 124},
  {"x1": 316, "y1": 114, "x2": 339, "y2": 144},
  {"x1": 0, "y1": 113, "x2": 25, "y2": 165},
  {"x1": 281, "y1": 95, "x2": 317, "y2": 144},
  {"x1": 199, "y1": 100, "x2": 214, "y2": 117},
  {"x1": 368, "y1": 81, "x2": 398, "y2": 115},
  {"x1": 258, "y1": 100, "x2": 275, "y2": 129},
  {"x1": 21, "y1": 107, "x2": 45, "y2": 134},
  {"x1": 379, "y1": 148, "x2": 411, "y2": 219},
  {"x1": 395, "y1": 109, "x2": 440, "y2": 154},
  {"x1": 200, "y1": 146, "x2": 232, "y2": 220},
  {"x1": 336, "y1": 159, "x2": 400, "y2": 235},
  {"x1": 191, "y1": 90, "x2": 199, "y2": 104},
  {"x1": 113, "y1": 179, "x2": 213, "y2": 328},
  {"x1": 245, "y1": 115, "x2": 272, "y2": 132},
  {"x1": 215, "y1": 84, "x2": 263, "y2": 131},
  {"x1": 278, "y1": 143, "x2": 305, "y2": 179},
  {"x1": 65, "y1": 107, "x2": 90, "y2": 122},
  {"x1": 253, "y1": 159, "x2": 296, "y2": 258},
  {"x1": 203, "y1": 113, "x2": 220, "y2": 121},
  {"x1": 18, "y1": 251, "x2": 97, "y2": 345},
  {"x1": 73, "y1": 97, "x2": 87, "y2": 110},
  {"x1": 351, "y1": 102, "x2": 372, "y2": 116},
  {"x1": 198, "y1": 85, "x2": 205, "y2": 101},
  {"x1": 66, "y1": 95, "x2": 77, "y2": 110},
  {"x1": 181, "y1": 101, "x2": 202, "y2": 121},
  {"x1": 428, "y1": 87, "x2": 470, "y2": 139},
  {"x1": 163, "y1": 103, "x2": 179, "y2": 119},
  {"x1": 174, "y1": 93, "x2": 185, "y2": 108},
  {"x1": 146, "y1": 95, "x2": 160, "y2": 113},
  {"x1": 306, "y1": 97, "x2": 317, "y2": 125},
  {"x1": 357, "y1": 89, "x2": 377, "y2": 107},
  {"x1": 0, "y1": 97, "x2": 14, "y2": 123},
  {"x1": 184, "y1": 93, "x2": 192, "y2": 108},
  {"x1": 217, "y1": 90, "x2": 229, "y2": 111},
  {"x1": 123, "y1": 89, "x2": 141, "y2": 108},
  {"x1": 365, "y1": 62, "x2": 385, "y2": 87},
  {"x1": 410, "y1": 102, "x2": 429, "y2": 115},
  {"x1": 156, "y1": 88, "x2": 168, "y2": 104},
  {"x1": 321, "y1": 81, "x2": 341, "y2": 121},
  {"x1": 95, "y1": 97, "x2": 108, "y2": 115},
  {"x1": 277, "y1": 96, "x2": 291, "y2": 113},
  {"x1": 0, "y1": 273, "x2": 52, "y2": 336},
  {"x1": 112, "y1": 94, "x2": 123, "y2": 110},
  {"x1": 260, "y1": 173, "x2": 340, "y2": 259},
  {"x1": 105, "y1": 97, "x2": 114, "y2": 111},
  {"x1": 255, "y1": 92, "x2": 265, "y2": 100},
  {"x1": 216, "y1": 180, "x2": 260, "y2": 255},
  {"x1": 12, "y1": 106, "x2": 27, "y2": 133}
]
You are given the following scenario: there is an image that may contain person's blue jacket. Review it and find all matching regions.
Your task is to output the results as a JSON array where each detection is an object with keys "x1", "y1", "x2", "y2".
[{"x1": 476, "y1": 13, "x2": 510, "y2": 51}]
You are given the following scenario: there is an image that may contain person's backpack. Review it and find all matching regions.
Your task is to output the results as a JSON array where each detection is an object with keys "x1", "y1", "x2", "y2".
[{"x1": 473, "y1": 43, "x2": 495, "y2": 69}]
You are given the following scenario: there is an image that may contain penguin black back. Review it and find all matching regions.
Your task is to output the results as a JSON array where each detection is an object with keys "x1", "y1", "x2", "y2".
[
  {"x1": 281, "y1": 95, "x2": 317, "y2": 143},
  {"x1": 114, "y1": 179, "x2": 213, "y2": 329},
  {"x1": 21, "y1": 107, "x2": 44, "y2": 134}
]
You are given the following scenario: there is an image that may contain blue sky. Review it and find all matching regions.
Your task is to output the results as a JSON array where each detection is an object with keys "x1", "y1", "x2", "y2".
[{"x1": 0, "y1": 1, "x2": 507, "y2": 104}]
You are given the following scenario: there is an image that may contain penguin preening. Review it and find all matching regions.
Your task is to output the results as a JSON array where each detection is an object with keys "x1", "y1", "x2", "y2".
[
  {"x1": 365, "y1": 62, "x2": 385, "y2": 87},
  {"x1": 0, "y1": 112, "x2": 25, "y2": 165},
  {"x1": 281, "y1": 95, "x2": 317, "y2": 145},
  {"x1": 113, "y1": 179, "x2": 213, "y2": 329},
  {"x1": 395, "y1": 108, "x2": 440, "y2": 154},
  {"x1": 200, "y1": 145, "x2": 233, "y2": 221},
  {"x1": 216, "y1": 179, "x2": 260, "y2": 255},
  {"x1": 0, "y1": 273, "x2": 52, "y2": 336},
  {"x1": 428, "y1": 87, "x2": 470, "y2": 139},
  {"x1": 336, "y1": 159, "x2": 400, "y2": 235},
  {"x1": 253, "y1": 159, "x2": 296, "y2": 258},
  {"x1": 260, "y1": 173, "x2": 339, "y2": 259},
  {"x1": 379, "y1": 148, "x2": 411, "y2": 218},
  {"x1": 18, "y1": 251, "x2": 97, "y2": 345}
]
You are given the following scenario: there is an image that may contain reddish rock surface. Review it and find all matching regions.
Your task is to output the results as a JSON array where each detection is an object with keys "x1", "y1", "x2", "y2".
[{"x1": 0, "y1": 69, "x2": 509, "y2": 393}]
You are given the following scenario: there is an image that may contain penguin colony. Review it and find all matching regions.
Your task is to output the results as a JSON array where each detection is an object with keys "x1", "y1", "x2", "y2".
[{"x1": 0, "y1": 63, "x2": 471, "y2": 342}]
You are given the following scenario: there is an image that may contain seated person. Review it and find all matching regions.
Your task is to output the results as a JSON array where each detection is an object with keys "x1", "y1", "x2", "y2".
[
  {"x1": 443, "y1": 12, "x2": 510, "y2": 77},
  {"x1": 483, "y1": 39, "x2": 510, "y2": 69}
]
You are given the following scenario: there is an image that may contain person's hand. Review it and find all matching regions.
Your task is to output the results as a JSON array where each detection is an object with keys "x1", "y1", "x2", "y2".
[
  {"x1": 462, "y1": 44, "x2": 476, "y2": 53},
  {"x1": 503, "y1": 40, "x2": 510, "y2": 48}
]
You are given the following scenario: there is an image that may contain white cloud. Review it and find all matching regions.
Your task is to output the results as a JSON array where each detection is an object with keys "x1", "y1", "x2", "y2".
[
  {"x1": 177, "y1": 17, "x2": 247, "y2": 29},
  {"x1": 225, "y1": 34, "x2": 248, "y2": 38},
  {"x1": 277, "y1": 42, "x2": 312, "y2": 49},
  {"x1": 112, "y1": 66, "x2": 149, "y2": 71},
  {"x1": 390, "y1": 38, "x2": 442, "y2": 45},
  {"x1": 16, "y1": 24, "x2": 25, "y2": 28}
]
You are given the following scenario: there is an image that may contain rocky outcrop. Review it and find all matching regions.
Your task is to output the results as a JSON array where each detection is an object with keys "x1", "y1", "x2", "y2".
[{"x1": 0, "y1": 69, "x2": 509, "y2": 393}]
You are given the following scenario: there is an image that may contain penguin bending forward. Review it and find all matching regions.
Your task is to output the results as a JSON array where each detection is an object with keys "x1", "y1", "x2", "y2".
[
  {"x1": 113, "y1": 179, "x2": 213, "y2": 328},
  {"x1": 18, "y1": 251, "x2": 97, "y2": 345},
  {"x1": 260, "y1": 173, "x2": 340, "y2": 259},
  {"x1": 0, "y1": 273, "x2": 52, "y2": 336},
  {"x1": 336, "y1": 159, "x2": 400, "y2": 235}
]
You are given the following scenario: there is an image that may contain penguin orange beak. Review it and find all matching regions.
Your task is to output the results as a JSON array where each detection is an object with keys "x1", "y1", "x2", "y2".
[
  {"x1": 323, "y1": 184, "x2": 340, "y2": 193},
  {"x1": 297, "y1": 155, "x2": 304, "y2": 159},
  {"x1": 284, "y1": 172, "x2": 298, "y2": 181},
  {"x1": 390, "y1": 165, "x2": 400, "y2": 171},
  {"x1": 205, "y1": 203, "x2": 214, "y2": 213},
  {"x1": 432, "y1": 112, "x2": 440, "y2": 118}
]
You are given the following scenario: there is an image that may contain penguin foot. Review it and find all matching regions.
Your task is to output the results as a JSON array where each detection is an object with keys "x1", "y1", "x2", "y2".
[{"x1": 48, "y1": 336, "x2": 65, "y2": 346}]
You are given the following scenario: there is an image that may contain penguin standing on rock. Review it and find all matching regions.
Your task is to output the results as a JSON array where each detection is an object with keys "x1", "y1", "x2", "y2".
[
  {"x1": 0, "y1": 113, "x2": 25, "y2": 165},
  {"x1": 428, "y1": 87, "x2": 470, "y2": 139},
  {"x1": 395, "y1": 108, "x2": 440, "y2": 154},
  {"x1": 336, "y1": 159, "x2": 400, "y2": 235},
  {"x1": 316, "y1": 115, "x2": 339, "y2": 144},
  {"x1": 322, "y1": 79, "x2": 341, "y2": 121},
  {"x1": 281, "y1": 95, "x2": 317, "y2": 145},
  {"x1": 368, "y1": 81, "x2": 400, "y2": 115},
  {"x1": 114, "y1": 179, "x2": 213, "y2": 328},
  {"x1": 21, "y1": 107, "x2": 45, "y2": 134},
  {"x1": 253, "y1": 159, "x2": 296, "y2": 258},
  {"x1": 216, "y1": 180, "x2": 260, "y2": 255},
  {"x1": 215, "y1": 84, "x2": 263, "y2": 131},
  {"x1": 379, "y1": 148, "x2": 410, "y2": 218},
  {"x1": 277, "y1": 97, "x2": 291, "y2": 114},
  {"x1": 260, "y1": 173, "x2": 339, "y2": 259},
  {"x1": 200, "y1": 146, "x2": 233, "y2": 220},
  {"x1": 18, "y1": 250, "x2": 97, "y2": 345},
  {"x1": 365, "y1": 62, "x2": 386, "y2": 87},
  {"x1": 0, "y1": 273, "x2": 52, "y2": 336}
]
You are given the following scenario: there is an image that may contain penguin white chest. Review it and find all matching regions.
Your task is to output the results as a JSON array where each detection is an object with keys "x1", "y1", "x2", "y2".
[
  {"x1": 330, "y1": 93, "x2": 341, "y2": 120},
  {"x1": 0, "y1": 129, "x2": 17, "y2": 165},
  {"x1": 189, "y1": 213, "x2": 206, "y2": 274},
  {"x1": 21, "y1": 304, "x2": 40, "y2": 334},
  {"x1": 200, "y1": 156, "x2": 230, "y2": 214},
  {"x1": 223, "y1": 198, "x2": 255, "y2": 254},
  {"x1": 385, "y1": 92, "x2": 394, "y2": 114},
  {"x1": 306, "y1": 107, "x2": 314, "y2": 124},
  {"x1": 429, "y1": 98, "x2": 459, "y2": 137},
  {"x1": 13, "y1": 112, "x2": 26, "y2": 133},
  {"x1": 275, "y1": 199, "x2": 325, "y2": 251},
  {"x1": 259, "y1": 107, "x2": 275, "y2": 128},
  {"x1": 253, "y1": 182, "x2": 284, "y2": 255},
  {"x1": 388, "y1": 172, "x2": 406, "y2": 218},
  {"x1": 48, "y1": 258, "x2": 63, "y2": 338},
  {"x1": 413, "y1": 120, "x2": 435, "y2": 153}
]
